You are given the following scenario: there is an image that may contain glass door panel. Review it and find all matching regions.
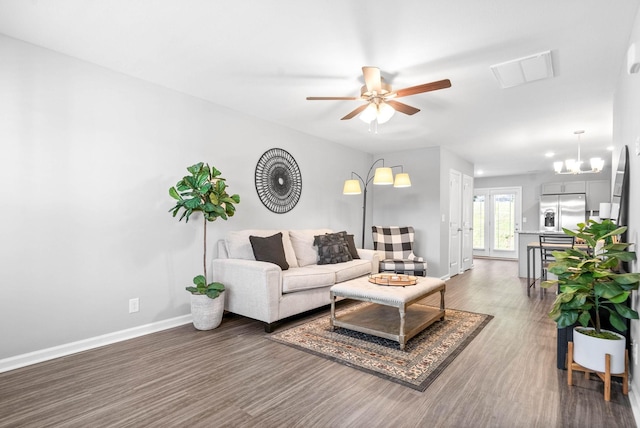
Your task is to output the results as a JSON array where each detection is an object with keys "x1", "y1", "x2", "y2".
[
  {"x1": 493, "y1": 193, "x2": 515, "y2": 252},
  {"x1": 473, "y1": 195, "x2": 486, "y2": 251},
  {"x1": 473, "y1": 187, "x2": 521, "y2": 259}
]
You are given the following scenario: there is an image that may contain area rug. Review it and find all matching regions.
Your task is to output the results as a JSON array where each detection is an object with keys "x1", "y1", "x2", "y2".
[{"x1": 268, "y1": 303, "x2": 493, "y2": 391}]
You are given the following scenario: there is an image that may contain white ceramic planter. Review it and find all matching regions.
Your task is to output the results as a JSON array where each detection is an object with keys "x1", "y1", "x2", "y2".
[
  {"x1": 190, "y1": 292, "x2": 225, "y2": 330},
  {"x1": 573, "y1": 327, "x2": 626, "y2": 374}
]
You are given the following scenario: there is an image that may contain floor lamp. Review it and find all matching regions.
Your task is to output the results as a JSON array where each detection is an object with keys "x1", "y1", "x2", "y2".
[{"x1": 343, "y1": 158, "x2": 412, "y2": 248}]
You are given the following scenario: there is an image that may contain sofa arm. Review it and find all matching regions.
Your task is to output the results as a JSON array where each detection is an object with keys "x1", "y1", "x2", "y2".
[
  {"x1": 211, "y1": 258, "x2": 283, "y2": 324},
  {"x1": 356, "y1": 248, "x2": 380, "y2": 274}
]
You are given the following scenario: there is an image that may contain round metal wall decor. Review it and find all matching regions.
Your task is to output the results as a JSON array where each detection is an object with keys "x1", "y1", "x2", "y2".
[{"x1": 254, "y1": 148, "x2": 302, "y2": 213}]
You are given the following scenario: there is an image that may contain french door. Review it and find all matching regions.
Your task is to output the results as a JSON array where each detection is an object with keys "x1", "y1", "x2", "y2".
[{"x1": 473, "y1": 187, "x2": 522, "y2": 259}]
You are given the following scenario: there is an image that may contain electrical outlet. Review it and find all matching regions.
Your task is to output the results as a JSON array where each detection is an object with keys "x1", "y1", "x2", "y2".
[
  {"x1": 129, "y1": 298, "x2": 139, "y2": 313},
  {"x1": 523, "y1": 217, "x2": 527, "y2": 223}
]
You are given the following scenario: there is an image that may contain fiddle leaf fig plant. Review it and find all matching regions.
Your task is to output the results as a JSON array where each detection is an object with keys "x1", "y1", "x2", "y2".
[
  {"x1": 542, "y1": 219, "x2": 640, "y2": 336},
  {"x1": 169, "y1": 162, "x2": 240, "y2": 299}
]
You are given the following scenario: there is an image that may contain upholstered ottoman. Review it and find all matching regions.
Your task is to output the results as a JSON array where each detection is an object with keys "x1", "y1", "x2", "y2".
[{"x1": 330, "y1": 275, "x2": 446, "y2": 350}]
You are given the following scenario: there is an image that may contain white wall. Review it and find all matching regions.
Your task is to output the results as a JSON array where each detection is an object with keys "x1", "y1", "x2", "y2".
[
  {"x1": 475, "y1": 170, "x2": 612, "y2": 233},
  {"x1": 0, "y1": 35, "x2": 371, "y2": 360},
  {"x1": 613, "y1": 5, "x2": 640, "y2": 411},
  {"x1": 370, "y1": 147, "x2": 472, "y2": 278}
]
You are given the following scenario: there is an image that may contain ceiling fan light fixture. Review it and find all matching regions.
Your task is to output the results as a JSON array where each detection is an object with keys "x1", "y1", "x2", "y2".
[
  {"x1": 376, "y1": 102, "x2": 395, "y2": 124},
  {"x1": 359, "y1": 103, "x2": 377, "y2": 123},
  {"x1": 307, "y1": 66, "x2": 450, "y2": 123}
]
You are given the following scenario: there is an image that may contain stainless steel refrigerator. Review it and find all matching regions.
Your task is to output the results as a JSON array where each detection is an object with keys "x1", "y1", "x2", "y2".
[{"x1": 539, "y1": 194, "x2": 586, "y2": 232}]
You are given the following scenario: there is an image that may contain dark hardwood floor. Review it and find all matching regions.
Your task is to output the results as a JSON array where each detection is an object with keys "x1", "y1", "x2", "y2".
[{"x1": 0, "y1": 259, "x2": 636, "y2": 427}]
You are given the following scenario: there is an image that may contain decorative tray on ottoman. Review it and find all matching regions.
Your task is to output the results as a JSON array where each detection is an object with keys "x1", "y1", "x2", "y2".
[{"x1": 368, "y1": 273, "x2": 418, "y2": 286}]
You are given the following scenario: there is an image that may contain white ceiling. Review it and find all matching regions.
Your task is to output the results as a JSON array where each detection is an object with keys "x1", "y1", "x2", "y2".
[{"x1": 1, "y1": 0, "x2": 638, "y2": 177}]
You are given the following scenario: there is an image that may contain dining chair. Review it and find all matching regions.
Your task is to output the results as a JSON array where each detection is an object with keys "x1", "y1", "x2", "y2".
[{"x1": 539, "y1": 234, "x2": 575, "y2": 299}]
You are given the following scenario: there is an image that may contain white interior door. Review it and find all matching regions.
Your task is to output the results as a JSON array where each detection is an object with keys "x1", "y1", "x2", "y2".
[
  {"x1": 473, "y1": 187, "x2": 522, "y2": 259},
  {"x1": 449, "y1": 170, "x2": 462, "y2": 277},
  {"x1": 462, "y1": 174, "x2": 474, "y2": 271}
]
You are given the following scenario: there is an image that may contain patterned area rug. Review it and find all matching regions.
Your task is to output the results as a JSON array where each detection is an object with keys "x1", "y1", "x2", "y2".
[{"x1": 268, "y1": 303, "x2": 493, "y2": 391}]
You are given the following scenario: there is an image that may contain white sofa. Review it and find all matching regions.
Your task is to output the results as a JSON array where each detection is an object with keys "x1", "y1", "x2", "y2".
[{"x1": 211, "y1": 229, "x2": 379, "y2": 331}]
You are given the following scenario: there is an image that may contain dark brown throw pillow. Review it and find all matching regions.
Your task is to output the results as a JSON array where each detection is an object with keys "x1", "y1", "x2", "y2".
[
  {"x1": 250, "y1": 233, "x2": 289, "y2": 270},
  {"x1": 314, "y1": 232, "x2": 353, "y2": 265},
  {"x1": 345, "y1": 233, "x2": 360, "y2": 259}
]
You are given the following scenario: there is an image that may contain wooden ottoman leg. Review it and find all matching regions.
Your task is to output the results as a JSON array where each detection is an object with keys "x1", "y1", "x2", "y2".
[
  {"x1": 330, "y1": 292, "x2": 336, "y2": 330},
  {"x1": 399, "y1": 305, "x2": 406, "y2": 351}
]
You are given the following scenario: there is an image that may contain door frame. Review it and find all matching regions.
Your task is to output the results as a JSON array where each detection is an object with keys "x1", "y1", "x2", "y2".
[
  {"x1": 449, "y1": 170, "x2": 462, "y2": 277},
  {"x1": 473, "y1": 186, "x2": 522, "y2": 259}
]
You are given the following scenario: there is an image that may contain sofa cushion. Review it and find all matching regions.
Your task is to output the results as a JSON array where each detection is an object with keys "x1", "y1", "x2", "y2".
[
  {"x1": 249, "y1": 233, "x2": 289, "y2": 270},
  {"x1": 226, "y1": 229, "x2": 299, "y2": 268},
  {"x1": 282, "y1": 266, "x2": 336, "y2": 293},
  {"x1": 314, "y1": 232, "x2": 352, "y2": 265},
  {"x1": 321, "y1": 259, "x2": 372, "y2": 283},
  {"x1": 289, "y1": 229, "x2": 332, "y2": 267}
]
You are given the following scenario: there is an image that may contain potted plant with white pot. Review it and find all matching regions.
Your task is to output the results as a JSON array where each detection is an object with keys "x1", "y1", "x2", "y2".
[
  {"x1": 542, "y1": 219, "x2": 640, "y2": 374},
  {"x1": 169, "y1": 162, "x2": 240, "y2": 330}
]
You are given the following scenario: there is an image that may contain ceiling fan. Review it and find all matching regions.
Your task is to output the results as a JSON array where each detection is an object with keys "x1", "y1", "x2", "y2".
[{"x1": 306, "y1": 66, "x2": 451, "y2": 123}]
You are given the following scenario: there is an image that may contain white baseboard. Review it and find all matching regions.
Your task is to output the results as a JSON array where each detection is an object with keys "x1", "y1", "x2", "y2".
[
  {"x1": 0, "y1": 314, "x2": 192, "y2": 374},
  {"x1": 629, "y1": 388, "x2": 640, "y2": 426}
]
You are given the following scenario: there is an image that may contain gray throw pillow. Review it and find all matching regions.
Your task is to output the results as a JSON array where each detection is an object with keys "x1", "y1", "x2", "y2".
[
  {"x1": 250, "y1": 232, "x2": 289, "y2": 270},
  {"x1": 344, "y1": 233, "x2": 360, "y2": 259}
]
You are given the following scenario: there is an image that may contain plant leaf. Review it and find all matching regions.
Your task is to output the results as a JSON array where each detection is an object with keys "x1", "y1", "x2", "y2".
[
  {"x1": 556, "y1": 311, "x2": 578, "y2": 329},
  {"x1": 608, "y1": 311, "x2": 628, "y2": 332},
  {"x1": 205, "y1": 289, "x2": 221, "y2": 299},
  {"x1": 193, "y1": 275, "x2": 206, "y2": 287},
  {"x1": 169, "y1": 187, "x2": 182, "y2": 200},
  {"x1": 207, "y1": 282, "x2": 225, "y2": 292},
  {"x1": 613, "y1": 302, "x2": 639, "y2": 320}
]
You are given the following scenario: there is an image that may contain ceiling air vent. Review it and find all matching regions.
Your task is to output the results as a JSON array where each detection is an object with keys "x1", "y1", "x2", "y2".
[{"x1": 490, "y1": 50, "x2": 554, "y2": 89}]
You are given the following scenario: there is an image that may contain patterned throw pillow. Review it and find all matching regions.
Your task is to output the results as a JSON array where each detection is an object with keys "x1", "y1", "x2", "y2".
[{"x1": 313, "y1": 232, "x2": 353, "y2": 265}]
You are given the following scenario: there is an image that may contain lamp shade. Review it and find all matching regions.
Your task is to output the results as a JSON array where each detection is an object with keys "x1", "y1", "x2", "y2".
[
  {"x1": 590, "y1": 157, "x2": 604, "y2": 172},
  {"x1": 599, "y1": 202, "x2": 612, "y2": 219},
  {"x1": 342, "y1": 179, "x2": 362, "y2": 195},
  {"x1": 553, "y1": 161, "x2": 564, "y2": 173},
  {"x1": 376, "y1": 102, "x2": 395, "y2": 124},
  {"x1": 373, "y1": 167, "x2": 394, "y2": 185},
  {"x1": 393, "y1": 172, "x2": 411, "y2": 188},
  {"x1": 359, "y1": 103, "x2": 377, "y2": 123}
]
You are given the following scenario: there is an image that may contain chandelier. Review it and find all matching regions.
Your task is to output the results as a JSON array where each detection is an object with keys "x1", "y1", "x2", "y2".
[{"x1": 553, "y1": 130, "x2": 604, "y2": 174}]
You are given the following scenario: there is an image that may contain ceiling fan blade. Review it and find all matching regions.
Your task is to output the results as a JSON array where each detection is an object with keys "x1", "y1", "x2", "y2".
[
  {"x1": 362, "y1": 66, "x2": 382, "y2": 93},
  {"x1": 306, "y1": 96, "x2": 358, "y2": 100},
  {"x1": 341, "y1": 104, "x2": 369, "y2": 120},
  {"x1": 393, "y1": 79, "x2": 452, "y2": 98},
  {"x1": 386, "y1": 100, "x2": 420, "y2": 115}
]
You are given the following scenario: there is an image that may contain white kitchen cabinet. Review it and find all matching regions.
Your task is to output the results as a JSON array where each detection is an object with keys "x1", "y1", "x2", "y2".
[
  {"x1": 541, "y1": 181, "x2": 586, "y2": 194},
  {"x1": 586, "y1": 180, "x2": 611, "y2": 211}
]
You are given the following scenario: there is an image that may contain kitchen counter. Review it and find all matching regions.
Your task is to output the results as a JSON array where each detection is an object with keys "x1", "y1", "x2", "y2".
[{"x1": 517, "y1": 230, "x2": 571, "y2": 278}]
